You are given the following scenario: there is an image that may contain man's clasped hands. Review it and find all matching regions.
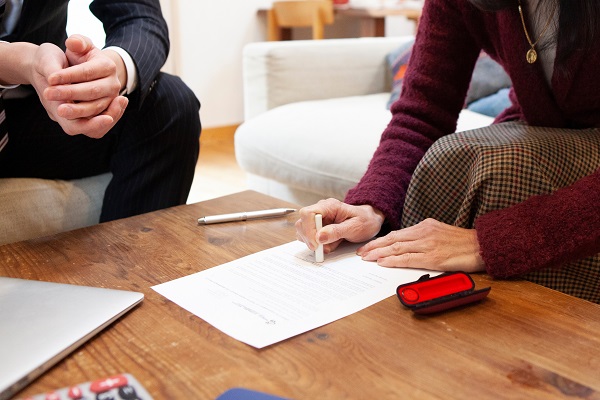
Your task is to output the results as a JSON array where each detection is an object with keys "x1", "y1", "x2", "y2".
[{"x1": 28, "y1": 34, "x2": 127, "y2": 138}]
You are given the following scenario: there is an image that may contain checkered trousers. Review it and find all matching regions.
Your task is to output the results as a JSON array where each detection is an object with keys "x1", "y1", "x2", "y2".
[{"x1": 401, "y1": 122, "x2": 600, "y2": 303}]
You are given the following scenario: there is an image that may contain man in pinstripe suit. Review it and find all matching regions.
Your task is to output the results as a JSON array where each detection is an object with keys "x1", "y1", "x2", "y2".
[{"x1": 0, "y1": 0, "x2": 201, "y2": 221}]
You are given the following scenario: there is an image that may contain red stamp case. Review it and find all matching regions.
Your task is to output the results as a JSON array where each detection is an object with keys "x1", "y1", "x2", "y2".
[{"x1": 396, "y1": 272, "x2": 491, "y2": 314}]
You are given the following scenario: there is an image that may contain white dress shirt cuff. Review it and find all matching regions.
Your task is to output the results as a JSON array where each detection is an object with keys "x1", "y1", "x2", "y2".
[
  {"x1": 104, "y1": 46, "x2": 139, "y2": 95},
  {"x1": 0, "y1": 83, "x2": 20, "y2": 90}
]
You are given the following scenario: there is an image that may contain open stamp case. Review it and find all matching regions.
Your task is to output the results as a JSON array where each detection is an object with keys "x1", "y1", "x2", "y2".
[{"x1": 396, "y1": 272, "x2": 491, "y2": 314}]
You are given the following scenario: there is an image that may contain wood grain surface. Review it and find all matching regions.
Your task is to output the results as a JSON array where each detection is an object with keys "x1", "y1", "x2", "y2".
[{"x1": 4, "y1": 191, "x2": 600, "y2": 400}]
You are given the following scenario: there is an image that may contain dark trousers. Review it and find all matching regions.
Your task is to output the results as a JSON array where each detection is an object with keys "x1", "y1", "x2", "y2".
[{"x1": 0, "y1": 73, "x2": 201, "y2": 222}]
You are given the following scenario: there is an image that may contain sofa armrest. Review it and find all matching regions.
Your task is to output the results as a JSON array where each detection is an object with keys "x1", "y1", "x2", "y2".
[{"x1": 242, "y1": 36, "x2": 413, "y2": 120}]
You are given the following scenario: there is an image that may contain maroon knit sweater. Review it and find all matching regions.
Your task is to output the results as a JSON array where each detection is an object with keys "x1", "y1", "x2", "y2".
[{"x1": 345, "y1": 0, "x2": 600, "y2": 278}]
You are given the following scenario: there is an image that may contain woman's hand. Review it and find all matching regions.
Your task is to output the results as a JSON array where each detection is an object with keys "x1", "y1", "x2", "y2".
[
  {"x1": 357, "y1": 218, "x2": 485, "y2": 273},
  {"x1": 295, "y1": 198, "x2": 385, "y2": 254}
]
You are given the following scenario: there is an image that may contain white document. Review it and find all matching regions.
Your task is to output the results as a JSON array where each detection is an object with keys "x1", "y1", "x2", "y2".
[{"x1": 153, "y1": 240, "x2": 437, "y2": 348}]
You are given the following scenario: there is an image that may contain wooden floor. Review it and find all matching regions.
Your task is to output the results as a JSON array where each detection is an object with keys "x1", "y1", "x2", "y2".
[{"x1": 187, "y1": 128, "x2": 248, "y2": 204}]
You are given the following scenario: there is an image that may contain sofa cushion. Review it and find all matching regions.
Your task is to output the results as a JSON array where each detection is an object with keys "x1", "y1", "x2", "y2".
[
  {"x1": 237, "y1": 94, "x2": 392, "y2": 200},
  {"x1": 467, "y1": 87, "x2": 512, "y2": 117},
  {"x1": 386, "y1": 41, "x2": 512, "y2": 114},
  {"x1": 466, "y1": 53, "x2": 512, "y2": 105},
  {"x1": 235, "y1": 94, "x2": 494, "y2": 202},
  {"x1": 0, "y1": 173, "x2": 110, "y2": 245}
]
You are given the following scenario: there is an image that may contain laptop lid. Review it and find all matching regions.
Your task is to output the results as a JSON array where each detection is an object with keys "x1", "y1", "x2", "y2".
[{"x1": 0, "y1": 277, "x2": 143, "y2": 400}]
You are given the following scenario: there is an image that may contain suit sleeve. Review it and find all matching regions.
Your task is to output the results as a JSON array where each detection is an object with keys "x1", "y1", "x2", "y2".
[{"x1": 89, "y1": 0, "x2": 169, "y2": 105}]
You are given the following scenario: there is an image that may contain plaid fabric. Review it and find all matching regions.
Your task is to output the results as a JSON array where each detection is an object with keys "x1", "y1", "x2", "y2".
[{"x1": 401, "y1": 122, "x2": 600, "y2": 303}]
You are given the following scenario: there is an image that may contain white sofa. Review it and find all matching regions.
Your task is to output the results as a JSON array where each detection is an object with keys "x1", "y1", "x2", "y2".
[{"x1": 235, "y1": 37, "x2": 494, "y2": 206}]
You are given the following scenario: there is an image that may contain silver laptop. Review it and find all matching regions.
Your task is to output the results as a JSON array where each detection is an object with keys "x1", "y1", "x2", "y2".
[{"x1": 0, "y1": 277, "x2": 143, "y2": 400}]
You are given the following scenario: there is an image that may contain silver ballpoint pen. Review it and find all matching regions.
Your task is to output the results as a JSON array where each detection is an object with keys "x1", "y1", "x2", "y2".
[{"x1": 197, "y1": 208, "x2": 297, "y2": 225}]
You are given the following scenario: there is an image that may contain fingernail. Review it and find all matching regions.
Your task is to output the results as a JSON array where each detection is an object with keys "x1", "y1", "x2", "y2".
[
  {"x1": 356, "y1": 246, "x2": 369, "y2": 257},
  {"x1": 317, "y1": 230, "x2": 328, "y2": 243}
]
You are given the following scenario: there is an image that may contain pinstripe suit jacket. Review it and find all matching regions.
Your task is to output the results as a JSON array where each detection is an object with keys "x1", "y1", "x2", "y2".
[{"x1": 0, "y1": 0, "x2": 169, "y2": 105}]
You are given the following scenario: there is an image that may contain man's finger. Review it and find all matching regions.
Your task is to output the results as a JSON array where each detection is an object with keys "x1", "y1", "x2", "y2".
[
  {"x1": 60, "y1": 115, "x2": 114, "y2": 138},
  {"x1": 65, "y1": 34, "x2": 94, "y2": 56},
  {"x1": 58, "y1": 96, "x2": 127, "y2": 138},
  {"x1": 48, "y1": 57, "x2": 115, "y2": 86},
  {"x1": 102, "y1": 95, "x2": 129, "y2": 124},
  {"x1": 45, "y1": 77, "x2": 120, "y2": 102},
  {"x1": 56, "y1": 98, "x2": 113, "y2": 120},
  {"x1": 35, "y1": 43, "x2": 69, "y2": 81}
]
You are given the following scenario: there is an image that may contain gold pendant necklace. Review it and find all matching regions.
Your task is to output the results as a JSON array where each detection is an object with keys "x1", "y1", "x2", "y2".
[{"x1": 517, "y1": 0, "x2": 557, "y2": 64}]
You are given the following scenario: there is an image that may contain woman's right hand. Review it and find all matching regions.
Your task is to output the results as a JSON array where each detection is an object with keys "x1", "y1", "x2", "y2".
[{"x1": 295, "y1": 198, "x2": 385, "y2": 254}]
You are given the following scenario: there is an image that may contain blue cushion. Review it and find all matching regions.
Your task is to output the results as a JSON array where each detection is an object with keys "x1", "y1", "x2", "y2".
[
  {"x1": 466, "y1": 55, "x2": 512, "y2": 105},
  {"x1": 466, "y1": 88, "x2": 511, "y2": 117},
  {"x1": 386, "y1": 43, "x2": 512, "y2": 117}
]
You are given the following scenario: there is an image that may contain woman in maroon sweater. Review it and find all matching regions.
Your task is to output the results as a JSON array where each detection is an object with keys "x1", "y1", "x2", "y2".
[{"x1": 296, "y1": 0, "x2": 600, "y2": 302}]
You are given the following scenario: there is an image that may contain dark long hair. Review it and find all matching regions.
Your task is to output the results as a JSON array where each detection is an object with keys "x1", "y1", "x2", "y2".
[{"x1": 467, "y1": 0, "x2": 599, "y2": 65}]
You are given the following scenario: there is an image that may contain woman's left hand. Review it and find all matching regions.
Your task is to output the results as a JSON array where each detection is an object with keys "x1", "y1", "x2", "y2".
[{"x1": 357, "y1": 218, "x2": 485, "y2": 273}]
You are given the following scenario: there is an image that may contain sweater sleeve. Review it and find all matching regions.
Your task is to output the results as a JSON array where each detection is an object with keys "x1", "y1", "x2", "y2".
[
  {"x1": 476, "y1": 168, "x2": 600, "y2": 278},
  {"x1": 90, "y1": 0, "x2": 169, "y2": 106},
  {"x1": 344, "y1": 0, "x2": 481, "y2": 229}
]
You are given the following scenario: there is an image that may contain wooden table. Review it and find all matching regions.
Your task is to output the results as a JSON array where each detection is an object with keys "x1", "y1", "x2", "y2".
[
  {"x1": 5, "y1": 191, "x2": 600, "y2": 399},
  {"x1": 334, "y1": 4, "x2": 422, "y2": 36}
]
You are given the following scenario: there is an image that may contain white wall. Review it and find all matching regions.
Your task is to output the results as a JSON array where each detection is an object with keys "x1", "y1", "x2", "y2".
[
  {"x1": 67, "y1": 0, "x2": 177, "y2": 72},
  {"x1": 174, "y1": 0, "x2": 414, "y2": 128},
  {"x1": 68, "y1": 0, "x2": 414, "y2": 129},
  {"x1": 67, "y1": 0, "x2": 105, "y2": 46},
  {"x1": 173, "y1": 0, "x2": 273, "y2": 129}
]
